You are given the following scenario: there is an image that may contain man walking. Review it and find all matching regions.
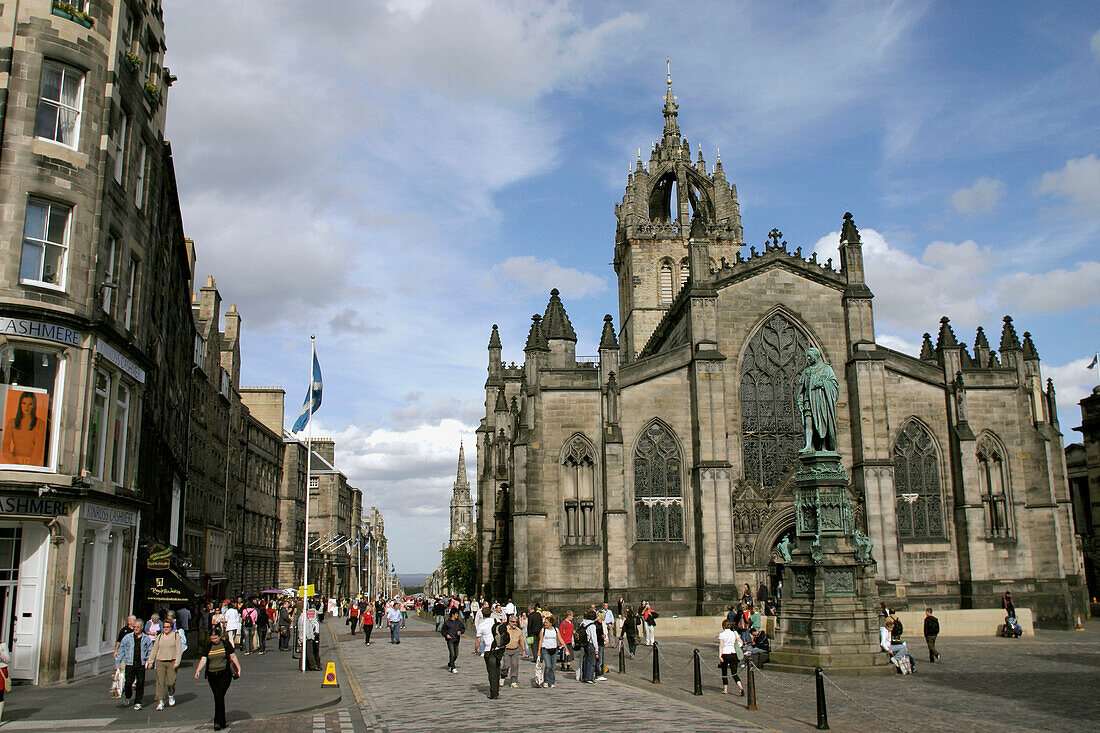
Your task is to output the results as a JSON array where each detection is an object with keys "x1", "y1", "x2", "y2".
[
  {"x1": 442, "y1": 609, "x2": 464, "y2": 673},
  {"x1": 386, "y1": 602, "x2": 403, "y2": 644},
  {"x1": 924, "y1": 608, "x2": 941, "y2": 663},
  {"x1": 223, "y1": 602, "x2": 241, "y2": 647},
  {"x1": 477, "y1": 608, "x2": 506, "y2": 699},
  {"x1": 115, "y1": 618, "x2": 152, "y2": 710},
  {"x1": 502, "y1": 615, "x2": 524, "y2": 688}
]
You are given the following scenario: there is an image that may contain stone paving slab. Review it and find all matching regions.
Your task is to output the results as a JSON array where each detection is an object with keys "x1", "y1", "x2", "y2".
[
  {"x1": 332, "y1": 616, "x2": 766, "y2": 733},
  {"x1": 614, "y1": 623, "x2": 1100, "y2": 732}
]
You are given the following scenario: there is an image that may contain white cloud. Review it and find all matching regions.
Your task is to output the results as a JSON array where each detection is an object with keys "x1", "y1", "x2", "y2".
[
  {"x1": 1036, "y1": 155, "x2": 1100, "y2": 216},
  {"x1": 950, "y1": 176, "x2": 1006, "y2": 214},
  {"x1": 814, "y1": 229, "x2": 991, "y2": 332},
  {"x1": 876, "y1": 333, "x2": 921, "y2": 356},
  {"x1": 1045, "y1": 358, "x2": 1099, "y2": 427},
  {"x1": 995, "y1": 261, "x2": 1100, "y2": 312},
  {"x1": 484, "y1": 256, "x2": 608, "y2": 299}
]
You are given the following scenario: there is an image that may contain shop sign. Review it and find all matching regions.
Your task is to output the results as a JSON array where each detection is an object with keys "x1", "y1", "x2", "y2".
[
  {"x1": 0, "y1": 494, "x2": 71, "y2": 517},
  {"x1": 83, "y1": 502, "x2": 138, "y2": 527},
  {"x1": 94, "y1": 339, "x2": 146, "y2": 384},
  {"x1": 147, "y1": 543, "x2": 172, "y2": 569},
  {"x1": 0, "y1": 317, "x2": 81, "y2": 346},
  {"x1": 145, "y1": 569, "x2": 196, "y2": 604}
]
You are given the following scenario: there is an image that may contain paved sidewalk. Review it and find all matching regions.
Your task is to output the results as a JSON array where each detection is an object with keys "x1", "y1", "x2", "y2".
[
  {"x1": 611, "y1": 623, "x2": 1100, "y2": 732},
  {"x1": 332, "y1": 615, "x2": 766, "y2": 733},
  {"x1": 1, "y1": 632, "x2": 342, "y2": 730}
]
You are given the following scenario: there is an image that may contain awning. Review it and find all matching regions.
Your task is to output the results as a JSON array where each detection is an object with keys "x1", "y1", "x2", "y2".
[{"x1": 144, "y1": 567, "x2": 205, "y2": 605}]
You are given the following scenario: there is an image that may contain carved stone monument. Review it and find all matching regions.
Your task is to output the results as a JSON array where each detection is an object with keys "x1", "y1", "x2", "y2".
[{"x1": 769, "y1": 350, "x2": 891, "y2": 675}]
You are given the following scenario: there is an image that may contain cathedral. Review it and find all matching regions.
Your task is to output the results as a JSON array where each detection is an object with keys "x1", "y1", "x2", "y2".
[{"x1": 473, "y1": 74, "x2": 1086, "y2": 627}]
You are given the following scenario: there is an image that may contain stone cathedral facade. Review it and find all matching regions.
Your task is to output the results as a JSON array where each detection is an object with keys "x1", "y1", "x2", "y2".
[{"x1": 474, "y1": 78, "x2": 1086, "y2": 627}]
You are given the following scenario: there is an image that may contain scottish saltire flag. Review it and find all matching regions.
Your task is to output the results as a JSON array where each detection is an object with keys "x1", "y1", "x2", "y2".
[
  {"x1": 292, "y1": 351, "x2": 323, "y2": 432},
  {"x1": 1089, "y1": 353, "x2": 1098, "y2": 370}
]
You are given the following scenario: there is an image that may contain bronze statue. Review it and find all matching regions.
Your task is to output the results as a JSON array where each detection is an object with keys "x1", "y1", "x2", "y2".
[
  {"x1": 777, "y1": 535, "x2": 793, "y2": 563},
  {"x1": 797, "y1": 347, "x2": 839, "y2": 453},
  {"x1": 854, "y1": 528, "x2": 874, "y2": 563}
]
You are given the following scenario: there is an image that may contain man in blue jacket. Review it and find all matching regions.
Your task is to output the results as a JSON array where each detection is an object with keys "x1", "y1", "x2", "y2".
[
  {"x1": 115, "y1": 618, "x2": 154, "y2": 710},
  {"x1": 441, "y1": 609, "x2": 465, "y2": 673}
]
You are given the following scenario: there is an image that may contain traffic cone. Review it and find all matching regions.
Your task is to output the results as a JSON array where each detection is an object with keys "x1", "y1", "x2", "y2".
[
  {"x1": 1075, "y1": 613, "x2": 1084, "y2": 631},
  {"x1": 322, "y1": 662, "x2": 339, "y2": 687}
]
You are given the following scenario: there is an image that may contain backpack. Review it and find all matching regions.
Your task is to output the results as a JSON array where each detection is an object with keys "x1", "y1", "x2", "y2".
[
  {"x1": 572, "y1": 622, "x2": 588, "y2": 651},
  {"x1": 490, "y1": 621, "x2": 510, "y2": 651},
  {"x1": 243, "y1": 609, "x2": 255, "y2": 627}
]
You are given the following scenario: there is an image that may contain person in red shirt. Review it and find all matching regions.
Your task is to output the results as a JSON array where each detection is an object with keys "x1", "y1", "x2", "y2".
[
  {"x1": 557, "y1": 610, "x2": 575, "y2": 671},
  {"x1": 348, "y1": 600, "x2": 361, "y2": 635},
  {"x1": 361, "y1": 605, "x2": 375, "y2": 646}
]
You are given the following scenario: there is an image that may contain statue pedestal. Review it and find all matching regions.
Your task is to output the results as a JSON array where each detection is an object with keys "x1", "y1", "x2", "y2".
[{"x1": 769, "y1": 452, "x2": 892, "y2": 675}]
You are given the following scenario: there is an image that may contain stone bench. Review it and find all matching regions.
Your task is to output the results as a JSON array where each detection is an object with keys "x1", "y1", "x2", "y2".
[{"x1": 893, "y1": 607, "x2": 1034, "y2": 637}]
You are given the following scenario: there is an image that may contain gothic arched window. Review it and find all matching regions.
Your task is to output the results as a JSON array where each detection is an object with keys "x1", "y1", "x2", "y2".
[
  {"x1": 562, "y1": 435, "x2": 596, "y2": 545},
  {"x1": 977, "y1": 433, "x2": 1012, "y2": 538},
  {"x1": 679, "y1": 259, "x2": 689, "y2": 291},
  {"x1": 739, "y1": 312, "x2": 810, "y2": 490},
  {"x1": 892, "y1": 420, "x2": 945, "y2": 538},
  {"x1": 633, "y1": 422, "x2": 684, "y2": 541}
]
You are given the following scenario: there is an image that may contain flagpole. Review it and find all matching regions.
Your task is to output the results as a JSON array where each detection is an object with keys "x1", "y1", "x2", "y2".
[{"x1": 301, "y1": 334, "x2": 315, "y2": 673}]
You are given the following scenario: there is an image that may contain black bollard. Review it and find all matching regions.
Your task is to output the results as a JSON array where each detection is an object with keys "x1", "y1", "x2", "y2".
[
  {"x1": 692, "y1": 649, "x2": 703, "y2": 695},
  {"x1": 618, "y1": 643, "x2": 626, "y2": 674},
  {"x1": 745, "y1": 658, "x2": 757, "y2": 710},
  {"x1": 652, "y1": 641, "x2": 661, "y2": 683},
  {"x1": 815, "y1": 666, "x2": 829, "y2": 730}
]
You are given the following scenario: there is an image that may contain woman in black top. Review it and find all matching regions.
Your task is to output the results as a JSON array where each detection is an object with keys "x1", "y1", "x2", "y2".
[
  {"x1": 194, "y1": 629, "x2": 242, "y2": 731},
  {"x1": 618, "y1": 607, "x2": 641, "y2": 658}
]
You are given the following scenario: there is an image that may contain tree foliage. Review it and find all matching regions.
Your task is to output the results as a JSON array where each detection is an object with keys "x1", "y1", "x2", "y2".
[{"x1": 441, "y1": 538, "x2": 477, "y2": 597}]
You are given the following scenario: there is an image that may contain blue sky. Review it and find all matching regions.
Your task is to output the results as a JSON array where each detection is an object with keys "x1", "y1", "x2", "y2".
[{"x1": 163, "y1": 1, "x2": 1100, "y2": 574}]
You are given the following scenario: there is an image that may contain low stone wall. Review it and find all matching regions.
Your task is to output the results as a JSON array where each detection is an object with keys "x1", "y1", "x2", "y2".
[
  {"x1": 893, "y1": 607, "x2": 1033, "y2": 637},
  {"x1": 650, "y1": 607, "x2": 1034, "y2": 638}
]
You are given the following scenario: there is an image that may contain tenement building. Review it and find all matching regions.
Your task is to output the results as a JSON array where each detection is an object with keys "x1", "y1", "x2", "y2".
[
  {"x1": 0, "y1": 0, "x2": 187, "y2": 683},
  {"x1": 475, "y1": 76, "x2": 1086, "y2": 627},
  {"x1": 1068, "y1": 387, "x2": 1100, "y2": 609},
  {"x1": 308, "y1": 438, "x2": 362, "y2": 598},
  {"x1": 240, "y1": 386, "x2": 312, "y2": 591}
]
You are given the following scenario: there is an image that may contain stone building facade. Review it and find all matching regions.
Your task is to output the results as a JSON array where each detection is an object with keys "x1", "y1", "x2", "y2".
[
  {"x1": 1068, "y1": 386, "x2": 1100, "y2": 610},
  {"x1": 476, "y1": 77, "x2": 1086, "y2": 627},
  {"x1": 240, "y1": 386, "x2": 311, "y2": 592},
  {"x1": 308, "y1": 438, "x2": 361, "y2": 598},
  {"x1": 0, "y1": 0, "x2": 190, "y2": 683}
]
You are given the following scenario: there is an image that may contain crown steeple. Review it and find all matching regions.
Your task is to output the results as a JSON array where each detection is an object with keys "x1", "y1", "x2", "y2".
[{"x1": 662, "y1": 57, "x2": 680, "y2": 143}]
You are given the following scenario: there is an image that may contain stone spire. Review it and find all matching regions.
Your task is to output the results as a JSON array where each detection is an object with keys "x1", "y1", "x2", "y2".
[
  {"x1": 524, "y1": 314, "x2": 549, "y2": 352},
  {"x1": 974, "y1": 326, "x2": 990, "y2": 351},
  {"x1": 494, "y1": 387, "x2": 508, "y2": 412},
  {"x1": 1022, "y1": 331, "x2": 1039, "y2": 360},
  {"x1": 662, "y1": 57, "x2": 680, "y2": 143},
  {"x1": 919, "y1": 332, "x2": 935, "y2": 361},
  {"x1": 542, "y1": 289, "x2": 577, "y2": 341},
  {"x1": 449, "y1": 441, "x2": 473, "y2": 545},
  {"x1": 455, "y1": 440, "x2": 469, "y2": 487},
  {"x1": 840, "y1": 211, "x2": 861, "y2": 245},
  {"x1": 936, "y1": 316, "x2": 958, "y2": 350},
  {"x1": 999, "y1": 315, "x2": 1021, "y2": 351},
  {"x1": 599, "y1": 314, "x2": 619, "y2": 350},
  {"x1": 488, "y1": 324, "x2": 502, "y2": 350}
]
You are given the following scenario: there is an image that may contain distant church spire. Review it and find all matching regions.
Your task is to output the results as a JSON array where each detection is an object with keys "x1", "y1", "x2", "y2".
[{"x1": 449, "y1": 441, "x2": 473, "y2": 545}]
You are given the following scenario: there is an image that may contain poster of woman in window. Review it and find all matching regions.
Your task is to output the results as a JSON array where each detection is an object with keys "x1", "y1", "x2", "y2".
[{"x1": 1, "y1": 386, "x2": 49, "y2": 466}]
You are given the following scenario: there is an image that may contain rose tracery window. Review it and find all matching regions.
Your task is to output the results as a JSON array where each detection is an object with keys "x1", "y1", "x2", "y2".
[
  {"x1": 739, "y1": 313, "x2": 809, "y2": 490},
  {"x1": 634, "y1": 422, "x2": 683, "y2": 541},
  {"x1": 892, "y1": 420, "x2": 945, "y2": 539}
]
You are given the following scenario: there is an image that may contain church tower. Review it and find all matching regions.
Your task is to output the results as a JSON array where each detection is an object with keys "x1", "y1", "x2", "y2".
[
  {"x1": 614, "y1": 62, "x2": 743, "y2": 360},
  {"x1": 449, "y1": 441, "x2": 474, "y2": 545}
]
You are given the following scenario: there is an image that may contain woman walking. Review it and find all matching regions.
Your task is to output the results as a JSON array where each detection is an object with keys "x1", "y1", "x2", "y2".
[
  {"x1": 146, "y1": 620, "x2": 183, "y2": 710},
  {"x1": 619, "y1": 607, "x2": 640, "y2": 659},
  {"x1": 535, "y1": 615, "x2": 559, "y2": 688},
  {"x1": 558, "y1": 610, "x2": 575, "y2": 671},
  {"x1": 718, "y1": 619, "x2": 744, "y2": 695},
  {"x1": 362, "y1": 604, "x2": 375, "y2": 645},
  {"x1": 194, "y1": 628, "x2": 242, "y2": 731}
]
